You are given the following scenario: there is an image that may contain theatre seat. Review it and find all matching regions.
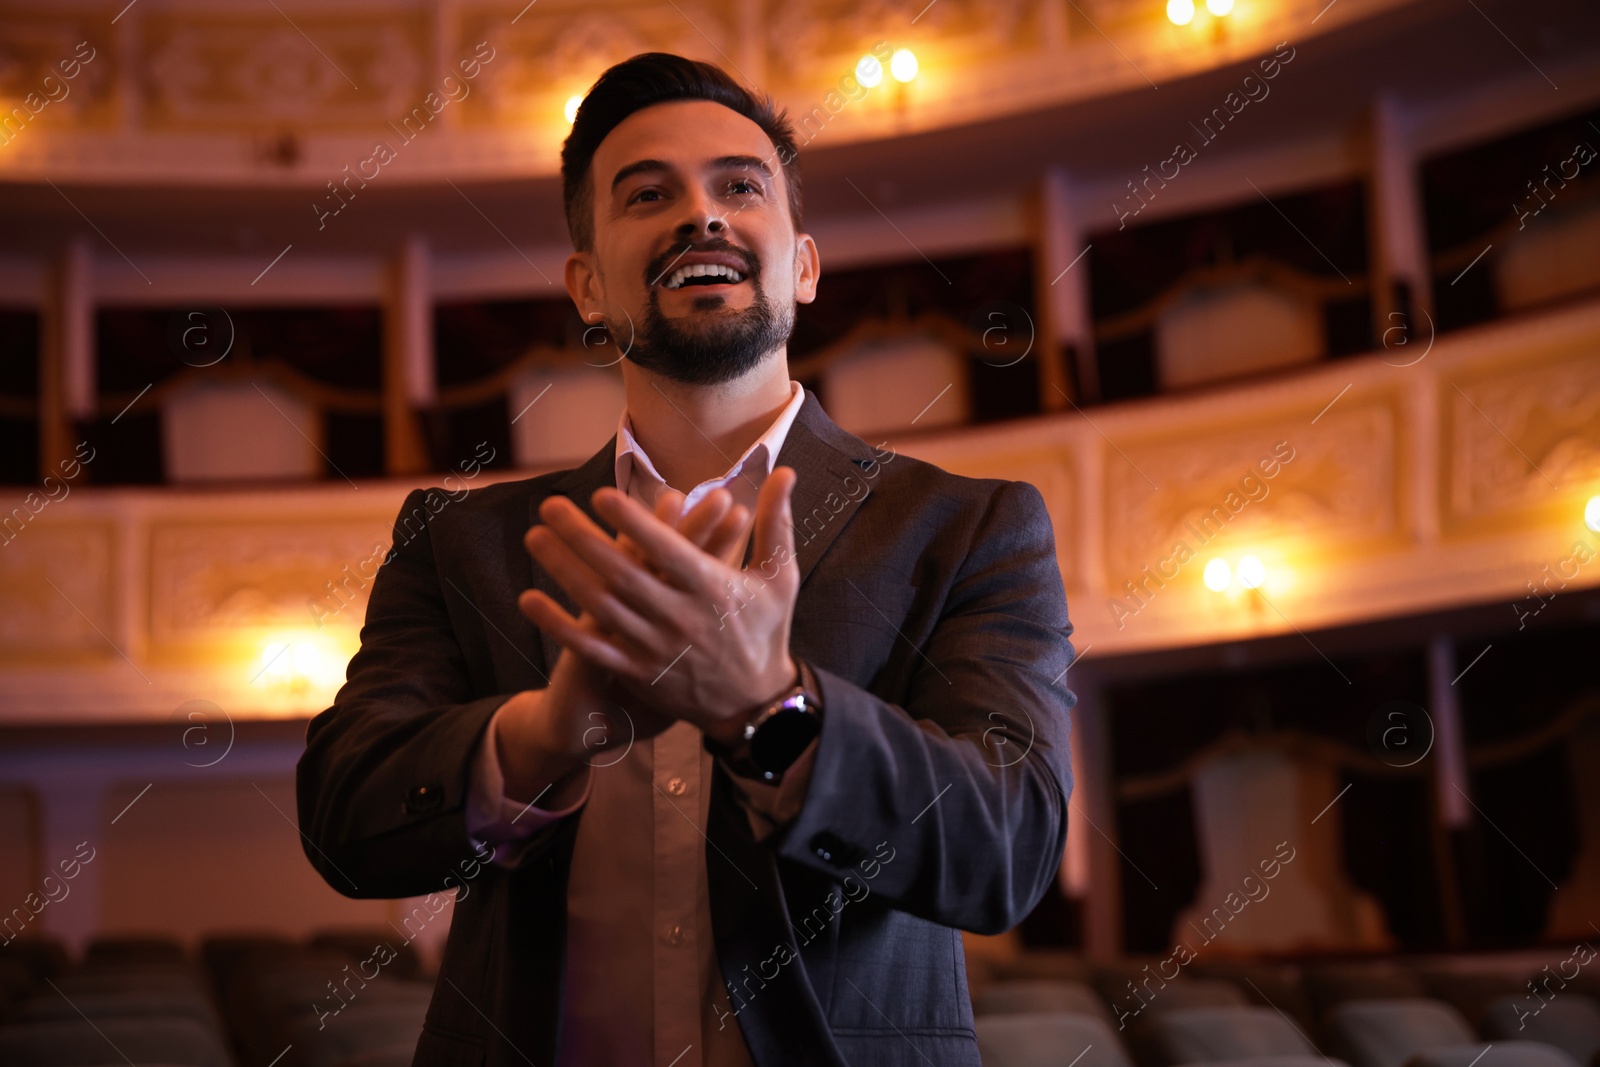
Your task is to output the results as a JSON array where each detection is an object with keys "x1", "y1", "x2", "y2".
[
  {"x1": 508, "y1": 363, "x2": 626, "y2": 468},
  {"x1": 0, "y1": 1016, "x2": 232, "y2": 1067},
  {"x1": 1193, "y1": 961, "x2": 1317, "y2": 1033},
  {"x1": 1326, "y1": 998, "x2": 1476, "y2": 1067},
  {"x1": 163, "y1": 380, "x2": 323, "y2": 482},
  {"x1": 974, "y1": 979, "x2": 1111, "y2": 1024},
  {"x1": 1139, "y1": 979, "x2": 1251, "y2": 1017},
  {"x1": 11, "y1": 988, "x2": 222, "y2": 1030},
  {"x1": 281, "y1": 1002, "x2": 427, "y2": 1067},
  {"x1": 1416, "y1": 971, "x2": 1527, "y2": 1029},
  {"x1": 49, "y1": 968, "x2": 210, "y2": 997},
  {"x1": 308, "y1": 930, "x2": 423, "y2": 981},
  {"x1": 974, "y1": 1011, "x2": 1134, "y2": 1067},
  {"x1": 822, "y1": 336, "x2": 971, "y2": 437},
  {"x1": 1304, "y1": 963, "x2": 1429, "y2": 1020},
  {"x1": 333, "y1": 1046, "x2": 418, "y2": 1067},
  {"x1": 1401, "y1": 1041, "x2": 1581, "y2": 1066},
  {"x1": 1133, "y1": 1005, "x2": 1317, "y2": 1065},
  {"x1": 1481, "y1": 994, "x2": 1600, "y2": 1065},
  {"x1": 991, "y1": 951, "x2": 1093, "y2": 984},
  {"x1": 84, "y1": 936, "x2": 189, "y2": 968}
]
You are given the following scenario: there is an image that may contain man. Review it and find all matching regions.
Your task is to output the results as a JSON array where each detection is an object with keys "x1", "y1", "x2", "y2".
[{"x1": 296, "y1": 52, "x2": 1077, "y2": 1067}]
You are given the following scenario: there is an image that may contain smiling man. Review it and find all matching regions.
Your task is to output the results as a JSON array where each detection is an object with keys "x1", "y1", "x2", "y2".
[{"x1": 296, "y1": 52, "x2": 1077, "y2": 1067}]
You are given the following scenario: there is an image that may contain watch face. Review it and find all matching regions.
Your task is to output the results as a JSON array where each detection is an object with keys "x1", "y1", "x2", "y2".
[{"x1": 749, "y1": 706, "x2": 821, "y2": 779}]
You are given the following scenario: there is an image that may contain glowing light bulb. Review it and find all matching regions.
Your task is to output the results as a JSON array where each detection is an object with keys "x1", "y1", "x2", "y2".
[
  {"x1": 1203, "y1": 558, "x2": 1232, "y2": 591},
  {"x1": 290, "y1": 642, "x2": 323, "y2": 676},
  {"x1": 1206, "y1": 0, "x2": 1234, "y2": 15},
  {"x1": 856, "y1": 54, "x2": 884, "y2": 89},
  {"x1": 260, "y1": 642, "x2": 289, "y2": 677},
  {"x1": 564, "y1": 95, "x2": 583, "y2": 124},
  {"x1": 1237, "y1": 555, "x2": 1266, "y2": 589},
  {"x1": 1167, "y1": 0, "x2": 1196, "y2": 24},
  {"x1": 1587, "y1": 494, "x2": 1600, "y2": 533},
  {"x1": 890, "y1": 49, "x2": 918, "y2": 83}
]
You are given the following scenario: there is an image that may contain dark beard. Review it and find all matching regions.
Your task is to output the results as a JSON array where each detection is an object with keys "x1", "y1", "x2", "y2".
[{"x1": 617, "y1": 247, "x2": 795, "y2": 386}]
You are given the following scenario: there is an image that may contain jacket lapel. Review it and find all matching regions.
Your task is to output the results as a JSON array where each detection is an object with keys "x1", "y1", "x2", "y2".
[{"x1": 766, "y1": 391, "x2": 882, "y2": 586}]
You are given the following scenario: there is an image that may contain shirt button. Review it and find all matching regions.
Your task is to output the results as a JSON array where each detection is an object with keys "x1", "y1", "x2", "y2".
[
  {"x1": 665, "y1": 925, "x2": 685, "y2": 946},
  {"x1": 667, "y1": 776, "x2": 687, "y2": 796}
]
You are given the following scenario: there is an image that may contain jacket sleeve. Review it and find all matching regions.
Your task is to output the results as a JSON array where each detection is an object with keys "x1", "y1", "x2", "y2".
[
  {"x1": 295, "y1": 488, "x2": 562, "y2": 899},
  {"x1": 771, "y1": 479, "x2": 1076, "y2": 936}
]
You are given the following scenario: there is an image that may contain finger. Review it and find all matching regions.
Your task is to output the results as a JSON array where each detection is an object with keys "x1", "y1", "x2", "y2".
[
  {"x1": 517, "y1": 590, "x2": 639, "y2": 676},
  {"x1": 535, "y1": 497, "x2": 687, "y2": 616},
  {"x1": 655, "y1": 488, "x2": 686, "y2": 528},
  {"x1": 590, "y1": 487, "x2": 718, "y2": 594},
  {"x1": 677, "y1": 488, "x2": 733, "y2": 548},
  {"x1": 704, "y1": 504, "x2": 752, "y2": 567},
  {"x1": 748, "y1": 466, "x2": 798, "y2": 586},
  {"x1": 525, "y1": 523, "x2": 675, "y2": 641}
]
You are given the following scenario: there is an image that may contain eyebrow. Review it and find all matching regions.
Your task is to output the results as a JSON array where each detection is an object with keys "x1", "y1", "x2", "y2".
[{"x1": 609, "y1": 155, "x2": 775, "y2": 194}]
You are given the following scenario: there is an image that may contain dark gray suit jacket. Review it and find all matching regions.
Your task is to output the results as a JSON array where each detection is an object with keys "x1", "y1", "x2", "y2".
[{"x1": 296, "y1": 390, "x2": 1077, "y2": 1066}]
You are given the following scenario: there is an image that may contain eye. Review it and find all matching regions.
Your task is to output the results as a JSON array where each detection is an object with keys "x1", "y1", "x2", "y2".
[
  {"x1": 727, "y1": 178, "x2": 761, "y2": 195},
  {"x1": 629, "y1": 188, "x2": 663, "y2": 205}
]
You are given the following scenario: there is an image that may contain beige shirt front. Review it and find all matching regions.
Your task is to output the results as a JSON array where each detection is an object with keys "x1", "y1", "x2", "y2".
[{"x1": 466, "y1": 379, "x2": 820, "y2": 1067}]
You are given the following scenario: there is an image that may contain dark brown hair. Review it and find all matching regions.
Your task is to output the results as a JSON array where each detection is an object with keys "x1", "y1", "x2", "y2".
[{"x1": 559, "y1": 52, "x2": 804, "y2": 252}]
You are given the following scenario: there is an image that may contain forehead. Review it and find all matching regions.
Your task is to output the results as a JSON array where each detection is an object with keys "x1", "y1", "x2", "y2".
[{"x1": 592, "y1": 99, "x2": 781, "y2": 185}]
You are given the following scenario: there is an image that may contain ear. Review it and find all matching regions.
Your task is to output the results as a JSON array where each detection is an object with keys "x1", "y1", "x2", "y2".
[
  {"x1": 792, "y1": 232, "x2": 820, "y2": 305},
  {"x1": 565, "y1": 250, "x2": 604, "y2": 324}
]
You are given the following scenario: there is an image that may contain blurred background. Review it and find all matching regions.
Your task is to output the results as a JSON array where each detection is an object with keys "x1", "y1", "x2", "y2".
[{"x1": 2, "y1": 0, "x2": 1599, "y2": 1065}]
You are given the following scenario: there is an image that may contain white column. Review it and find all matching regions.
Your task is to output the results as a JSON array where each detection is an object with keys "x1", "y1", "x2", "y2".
[
  {"x1": 382, "y1": 237, "x2": 433, "y2": 474},
  {"x1": 1427, "y1": 635, "x2": 1471, "y2": 829},
  {"x1": 1037, "y1": 168, "x2": 1097, "y2": 405},
  {"x1": 1071, "y1": 671, "x2": 1122, "y2": 961},
  {"x1": 35, "y1": 781, "x2": 106, "y2": 958},
  {"x1": 737, "y1": 0, "x2": 767, "y2": 90},
  {"x1": 1041, "y1": 0, "x2": 1068, "y2": 50},
  {"x1": 1369, "y1": 94, "x2": 1434, "y2": 335},
  {"x1": 397, "y1": 236, "x2": 435, "y2": 407},
  {"x1": 62, "y1": 240, "x2": 95, "y2": 419},
  {"x1": 432, "y1": 0, "x2": 460, "y2": 130}
]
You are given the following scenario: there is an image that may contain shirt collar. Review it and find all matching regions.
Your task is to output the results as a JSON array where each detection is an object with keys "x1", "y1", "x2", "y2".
[{"x1": 614, "y1": 380, "x2": 805, "y2": 512}]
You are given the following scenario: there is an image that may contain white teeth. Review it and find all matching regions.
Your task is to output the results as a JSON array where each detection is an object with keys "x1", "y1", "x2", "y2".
[{"x1": 664, "y1": 263, "x2": 746, "y2": 289}]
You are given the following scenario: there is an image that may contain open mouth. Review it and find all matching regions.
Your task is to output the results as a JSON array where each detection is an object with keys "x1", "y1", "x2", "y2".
[{"x1": 660, "y1": 263, "x2": 748, "y2": 290}]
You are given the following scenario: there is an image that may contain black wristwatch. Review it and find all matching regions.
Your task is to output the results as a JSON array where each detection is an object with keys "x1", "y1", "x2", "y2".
[{"x1": 716, "y1": 660, "x2": 823, "y2": 783}]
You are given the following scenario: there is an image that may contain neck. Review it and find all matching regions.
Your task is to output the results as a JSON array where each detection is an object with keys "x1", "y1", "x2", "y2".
[{"x1": 620, "y1": 356, "x2": 795, "y2": 491}]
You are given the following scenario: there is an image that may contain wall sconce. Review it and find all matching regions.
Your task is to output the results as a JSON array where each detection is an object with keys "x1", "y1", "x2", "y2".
[
  {"x1": 257, "y1": 633, "x2": 347, "y2": 692},
  {"x1": 1204, "y1": 553, "x2": 1282, "y2": 600},
  {"x1": 856, "y1": 54, "x2": 884, "y2": 89},
  {"x1": 1168, "y1": 0, "x2": 1233, "y2": 37},
  {"x1": 890, "y1": 49, "x2": 919, "y2": 83},
  {"x1": 1586, "y1": 494, "x2": 1600, "y2": 533}
]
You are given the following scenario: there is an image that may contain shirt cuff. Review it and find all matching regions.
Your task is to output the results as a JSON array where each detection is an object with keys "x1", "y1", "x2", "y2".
[
  {"x1": 466, "y1": 698, "x2": 592, "y2": 862},
  {"x1": 718, "y1": 734, "x2": 819, "y2": 843}
]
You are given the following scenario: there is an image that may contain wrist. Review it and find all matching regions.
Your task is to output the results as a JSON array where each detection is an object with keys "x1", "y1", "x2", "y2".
[
  {"x1": 712, "y1": 656, "x2": 801, "y2": 748},
  {"x1": 498, "y1": 690, "x2": 585, "y2": 800},
  {"x1": 708, "y1": 657, "x2": 822, "y2": 783}
]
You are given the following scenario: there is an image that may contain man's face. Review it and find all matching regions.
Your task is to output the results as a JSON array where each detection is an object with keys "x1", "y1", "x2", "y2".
[{"x1": 565, "y1": 99, "x2": 819, "y2": 386}]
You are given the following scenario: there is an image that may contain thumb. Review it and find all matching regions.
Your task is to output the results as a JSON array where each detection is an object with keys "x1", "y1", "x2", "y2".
[{"x1": 749, "y1": 466, "x2": 798, "y2": 585}]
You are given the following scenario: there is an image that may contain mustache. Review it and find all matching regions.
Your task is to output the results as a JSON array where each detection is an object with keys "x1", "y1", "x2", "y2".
[{"x1": 647, "y1": 238, "x2": 759, "y2": 287}]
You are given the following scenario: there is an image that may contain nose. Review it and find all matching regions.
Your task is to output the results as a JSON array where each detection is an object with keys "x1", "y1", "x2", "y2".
[{"x1": 674, "y1": 186, "x2": 726, "y2": 243}]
